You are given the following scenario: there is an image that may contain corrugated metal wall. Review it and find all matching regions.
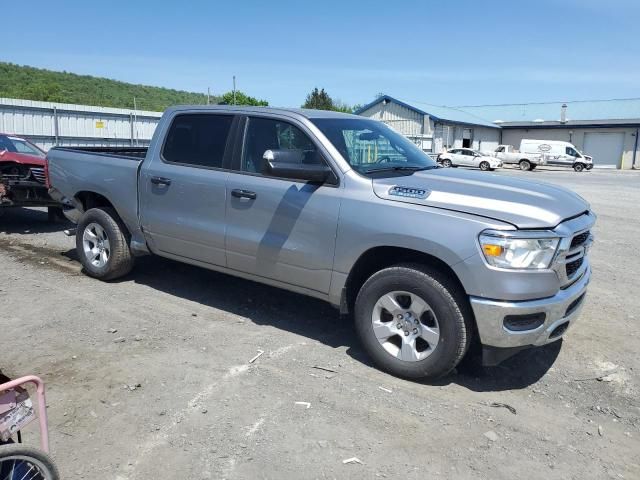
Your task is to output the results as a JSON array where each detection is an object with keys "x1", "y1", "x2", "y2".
[
  {"x1": 359, "y1": 101, "x2": 425, "y2": 137},
  {"x1": 0, "y1": 98, "x2": 162, "y2": 151}
]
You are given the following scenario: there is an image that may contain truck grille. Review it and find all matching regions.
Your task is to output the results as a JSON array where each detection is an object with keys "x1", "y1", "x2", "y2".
[
  {"x1": 566, "y1": 257, "x2": 584, "y2": 277},
  {"x1": 30, "y1": 168, "x2": 46, "y2": 184},
  {"x1": 570, "y1": 231, "x2": 590, "y2": 249}
]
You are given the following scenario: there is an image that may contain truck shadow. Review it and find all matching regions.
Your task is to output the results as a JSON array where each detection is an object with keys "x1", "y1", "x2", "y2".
[
  {"x1": 0, "y1": 207, "x2": 71, "y2": 234},
  {"x1": 123, "y1": 255, "x2": 558, "y2": 392}
]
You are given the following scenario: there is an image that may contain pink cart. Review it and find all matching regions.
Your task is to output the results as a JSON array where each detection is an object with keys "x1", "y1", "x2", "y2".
[{"x1": 0, "y1": 375, "x2": 59, "y2": 479}]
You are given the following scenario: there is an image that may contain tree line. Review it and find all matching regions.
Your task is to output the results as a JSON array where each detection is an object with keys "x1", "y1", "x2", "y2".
[{"x1": 0, "y1": 62, "x2": 360, "y2": 113}]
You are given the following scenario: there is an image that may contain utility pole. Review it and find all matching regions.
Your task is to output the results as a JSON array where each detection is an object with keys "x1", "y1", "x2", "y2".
[
  {"x1": 233, "y1": 76, "x2": 237, "y2": 105},
  {"x1": 207, "y1": 87, "x2": 210, "y2": 105}
]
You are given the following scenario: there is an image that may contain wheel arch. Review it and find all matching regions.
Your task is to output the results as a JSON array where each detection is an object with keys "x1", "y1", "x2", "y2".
[
  {"x1": 74, "y1": 191, "x2": 130, "y2": 236},
  {"x1": 341, "y1": 246, "x2": 468, "y2": 315}
]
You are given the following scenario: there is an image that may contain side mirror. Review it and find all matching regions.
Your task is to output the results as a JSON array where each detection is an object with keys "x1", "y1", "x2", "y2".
[
  {"x1": 0, "y1": 148, "x2": 6, "y2": 157},
  {"x1": 263, "y1": 150, "x2": 331, "y2": 182}
]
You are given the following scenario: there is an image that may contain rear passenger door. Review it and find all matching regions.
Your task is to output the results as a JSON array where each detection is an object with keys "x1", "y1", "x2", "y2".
[
  {"x1": 139, "y1": 112, "x2": 237, "y2": 266},
  {"x1": 224, "y1": 115, "x2": 342, "y2": 294}
]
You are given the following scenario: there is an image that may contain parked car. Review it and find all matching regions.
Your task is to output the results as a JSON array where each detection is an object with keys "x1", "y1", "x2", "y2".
[
  {"x1": 438, "y1": 148, "x2": 502, "y2": 171},
  {"x1": 47, "y1": 106, "x2": 594, "y2": 379},
  {"x1": 491, "y1": 144, "x2": 545, "y2": 171},
  {"x1": 0, "y1": 134, "x2": 61, "y2": 218},
  {"x1": 519, "y1": 139, "x2": 593, "y2": 172}
]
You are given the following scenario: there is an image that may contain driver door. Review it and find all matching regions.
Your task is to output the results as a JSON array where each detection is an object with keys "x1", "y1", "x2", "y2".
[{"x1": 224, "y1": 116, "x2": 342, "y2": 294}]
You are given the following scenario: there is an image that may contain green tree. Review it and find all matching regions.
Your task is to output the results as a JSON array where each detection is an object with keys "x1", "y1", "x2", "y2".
[
  {"x1": 302, "y1": 88, "x2": 354, "y2": 113},
  {"x1": 302, "y1": 87, "x2": 334, "y2": 110},
  {"x1": 219, "y1": 90, "x2": 268, "y2": 106}
]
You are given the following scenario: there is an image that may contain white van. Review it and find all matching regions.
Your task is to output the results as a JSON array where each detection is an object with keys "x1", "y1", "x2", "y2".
[{"x1": 520, "y1": 139, "x2": 593, "y2": 172}]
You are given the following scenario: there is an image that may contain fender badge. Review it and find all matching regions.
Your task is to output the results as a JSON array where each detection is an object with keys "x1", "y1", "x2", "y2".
[{"x1": 388, "y1": 186, "x2": 429, "y2": 199}]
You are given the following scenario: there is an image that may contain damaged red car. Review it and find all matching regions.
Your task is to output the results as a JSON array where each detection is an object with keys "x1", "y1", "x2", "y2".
[{"x1": 0, "y1": 133, "x2": 61, "y2": 218}]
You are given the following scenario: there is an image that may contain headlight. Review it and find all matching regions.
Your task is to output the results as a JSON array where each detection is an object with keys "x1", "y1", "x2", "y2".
[{"x1": 479, "y1": 232, "x2": 560, "y2": 269}]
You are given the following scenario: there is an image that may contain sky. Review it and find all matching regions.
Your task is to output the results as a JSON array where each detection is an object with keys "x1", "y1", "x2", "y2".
[{"x1": 2, "y1": 0, "x2": 639, "y2": 109}]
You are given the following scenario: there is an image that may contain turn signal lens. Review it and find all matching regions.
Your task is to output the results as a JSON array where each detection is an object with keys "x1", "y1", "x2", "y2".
[{"x1": 482, "y1": 244, "x2": 503, "y2": 257}]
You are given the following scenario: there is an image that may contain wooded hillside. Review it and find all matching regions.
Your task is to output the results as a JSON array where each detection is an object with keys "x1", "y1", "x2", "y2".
[{"x1": 0, "y1": 62, "x2": 219, "y2": 111}]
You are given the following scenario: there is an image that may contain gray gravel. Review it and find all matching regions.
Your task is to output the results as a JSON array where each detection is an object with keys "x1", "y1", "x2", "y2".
[{"x1": 0, "y1": 167, "x2": 638, "y2": 479}]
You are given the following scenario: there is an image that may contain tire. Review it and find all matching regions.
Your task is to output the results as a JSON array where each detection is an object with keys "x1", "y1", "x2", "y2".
[
  {"x1": 0, "y1": 444, "x2": 60, "y2": 480},
  {"x1": 529, "y1": 165, "x2": 536, "y2": 171},
  {"x1": 519, "y1": 159, "x2": 531, "y2": 171},
  {"x1": 479, "y1": 161, "x2": 490, "y2": 171},
  {"x1": 76, "y1": 207, "x2": 134, "y2": 280},
  {"x1": 586, "y1": 164, "x2": 593, "y2": 170},
  {"x1": 573, "y1": 163, "x2": 585, "y2": 172},
  {"x1": 442, "y1": 159, "x2": 452, "y2": 168},
  {"x1": 354, "y1": 263, "x2": 471, "y2": 379}
]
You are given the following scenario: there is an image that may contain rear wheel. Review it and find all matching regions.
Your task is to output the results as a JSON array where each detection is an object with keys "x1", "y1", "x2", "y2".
[
  {"x1": 479, "y1": 161, "x2": 490, "y2": 171},
  {"x1": 0, "y1": 444, "x2": 59, "y2": 480},
  {"x1": 442, "y1": 159, "x2": 452, "y2": 168},
  {"x1": 573, "y1": 163, "x2": 585, "y2": 172},
  {"x1": 354, "y1": 264, "x2": 471, "y2": 379},
  {"x1": 76, "y1": 207, "x2": 134, "y2": 280},
  {"x1": 519, "y1": 159, "x2": 531, "y2": 171}
]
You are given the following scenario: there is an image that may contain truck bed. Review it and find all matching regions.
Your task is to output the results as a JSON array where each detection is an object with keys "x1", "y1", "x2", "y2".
[{"x1": 46, "y1": 146, "x2": 147, "y2": 236}]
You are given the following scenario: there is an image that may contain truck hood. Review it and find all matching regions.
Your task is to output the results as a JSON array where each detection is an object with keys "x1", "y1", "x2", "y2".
[{"x1": 371, "y1": 168, "x2": 589, "y2": 229}]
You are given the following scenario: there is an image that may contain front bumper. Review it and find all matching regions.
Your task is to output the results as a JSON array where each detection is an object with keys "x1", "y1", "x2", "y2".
[{"x1": 469, "y1": 266, "x2": 590, "y2": 349}]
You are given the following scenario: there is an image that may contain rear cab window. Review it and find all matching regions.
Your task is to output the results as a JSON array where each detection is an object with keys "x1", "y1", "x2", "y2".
[{"x1": 162, "y1": 114, "x2": 234, "y2": 168}]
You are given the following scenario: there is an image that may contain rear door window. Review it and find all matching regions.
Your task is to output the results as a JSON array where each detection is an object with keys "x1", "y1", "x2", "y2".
[{"x1": 163, "y1": 114, "x2": 233, "y2": 168}]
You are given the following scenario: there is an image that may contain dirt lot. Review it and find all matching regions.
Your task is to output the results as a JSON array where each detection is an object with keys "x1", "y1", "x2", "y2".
[{"x1": 1, "y1": 168, "x2": 638, "y2": 479}]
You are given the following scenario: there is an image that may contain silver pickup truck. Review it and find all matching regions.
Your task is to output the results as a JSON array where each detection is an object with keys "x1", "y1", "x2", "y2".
[{"x1": 47, "y1": 106, "x2": 595, "y2": 379}]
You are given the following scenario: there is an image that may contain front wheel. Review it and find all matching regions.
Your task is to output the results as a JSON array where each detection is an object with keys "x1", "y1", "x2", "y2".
[
  {"x1": 442, "y1": 159, "x2": 452, "y2": 168},
  {"x1": 0, "y1": 444, "x2": 60, "y2": 480},
  {"x1": 586, "y1": 164, "x2": 593, "y2": 170},
  {"x1": 76, "y1": 207, "x2": 134, "y2": 280},
  {"x1": 519, "y1": 159, "x2": 531, "y2": 171},
  {"x1": 479, "y1": 161, "x2": 490, "y2": 171},
  {"x1": 573, "y1": 163, "x2": 585, "y2": 172},
  {"x1": 354, "y1": 264, "x2": 471, "y2": 379}
]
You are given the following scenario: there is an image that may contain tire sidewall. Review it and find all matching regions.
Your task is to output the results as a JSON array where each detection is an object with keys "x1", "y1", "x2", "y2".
[
  {"x1": 480, "y1": 161, "x2": 489, "y2": 171},
  {"x1": 76, "y1": 208, "x2": 121, "y2": 278},
  {"x1": 574, "y1": 163, "x2": 584, "y2": 172},
  {"x1": 519, "y1": 160, "x2": 530, "y2": 171},
  {"x1": 354, "y1": 267, "x2": 467, "y2": 379},
  {"x1": 443, "y1": 159, "x2": 452, "y2": 167}
]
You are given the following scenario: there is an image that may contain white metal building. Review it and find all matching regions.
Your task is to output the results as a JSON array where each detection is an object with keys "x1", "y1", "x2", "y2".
[
  {"x1": 461, "y1": 99, "x2": 640, "y2": 169},
  {"x1": 0, "y1": 97, "x2": 162, "y2": 150},
  {"x1": 355, "y1": 96, "x2": 501, "y2": 154}
]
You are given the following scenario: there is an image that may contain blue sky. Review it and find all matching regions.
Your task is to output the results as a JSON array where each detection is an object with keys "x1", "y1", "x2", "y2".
[{"x1": 3, "y1": 0, "x2": 639, "y2": 108}]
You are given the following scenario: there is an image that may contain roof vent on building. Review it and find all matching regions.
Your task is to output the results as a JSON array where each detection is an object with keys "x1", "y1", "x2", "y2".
[{"x1": 560, "y1": 103, "x2": 568, "y2": 123}]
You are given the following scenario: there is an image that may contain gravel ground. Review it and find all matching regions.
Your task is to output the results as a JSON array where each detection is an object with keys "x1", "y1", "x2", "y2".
[{"x1": 0, "y1": 167, "x2": 638, "y2": 479}]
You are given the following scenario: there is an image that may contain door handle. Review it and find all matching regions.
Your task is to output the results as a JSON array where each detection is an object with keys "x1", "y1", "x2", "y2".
[
  {"x1": 231, "y1": 189, "x2": 257, "y2": 200},
  {"x1": 150, "y1": 176, "x2": 172, "y2": 186}
]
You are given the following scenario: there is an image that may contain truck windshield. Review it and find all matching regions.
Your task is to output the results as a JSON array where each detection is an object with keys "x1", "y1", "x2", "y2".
[{"x1": 310, "y1": 118, "x2": 437, "y2": 175}]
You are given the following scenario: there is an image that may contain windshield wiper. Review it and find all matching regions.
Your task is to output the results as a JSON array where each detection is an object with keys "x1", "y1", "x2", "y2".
[{"x1": 362, "y1": 165, "x2": 438, "y2": 174}]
